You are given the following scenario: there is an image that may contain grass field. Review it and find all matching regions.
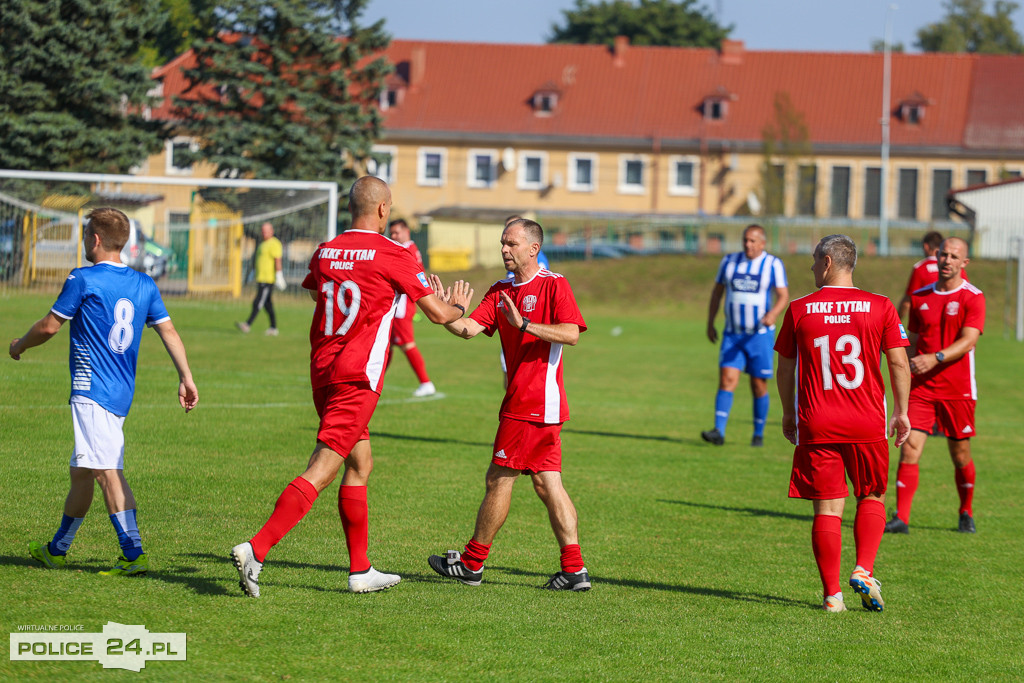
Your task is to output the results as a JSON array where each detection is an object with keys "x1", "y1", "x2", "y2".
[{"x1": 1, "y1": 254, "x2": 1022, "y2": 680}]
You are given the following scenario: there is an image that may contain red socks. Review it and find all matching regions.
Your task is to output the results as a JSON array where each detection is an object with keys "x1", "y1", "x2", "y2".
[
  {"x1": 955, "y1": 461, "x2": 975, "y2": 515},
  {"x1": 895, "y1": 462, "x2": 919, "y2": 523},
  {"x1": 560, "y1": 544, "x2": 584, "y2": 573},
  {"x1": 250, "y1": 476, "x2": 318, "y2": 562},
  {"x1": 405, "y1": 346, "x2": 430, "y2": 384},
  {"x1": 854, "y1": 499, "x2": 886, "y2": 574},
  {"x1": 461, "y1": 539, "x2": 491, "y2": 571},
  {"x1": 339, "y1": 486, "x2": 370, "y2": 573},
  {"x1": 811, "y1": 515, "x2": 843, "y2": 597}
]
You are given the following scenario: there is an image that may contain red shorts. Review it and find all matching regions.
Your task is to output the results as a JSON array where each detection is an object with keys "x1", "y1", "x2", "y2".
[
  {"x1": 492, "y1": 418, "x2": 563, "y2": 473},
  {"x1": 391, "y1": 313, "x2": 415, "y2": 346},
  {"x1": 909, "y1": 394, "x2": 976, "y2": 439},
  {"x1": 312, "y1": 382, "x2": 379, "y2": 457},
  {"x1": 789, "y1": 440, "x2": 890, "y2": 500}
]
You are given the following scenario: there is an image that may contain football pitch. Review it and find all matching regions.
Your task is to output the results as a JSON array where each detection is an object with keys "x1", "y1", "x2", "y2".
[{"x1": 2, "y1": 255, "x2": 1022, "y2": 680}]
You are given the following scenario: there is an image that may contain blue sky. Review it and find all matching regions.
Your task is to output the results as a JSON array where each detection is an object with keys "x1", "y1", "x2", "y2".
[{"x1": 363, "y1": 0, "x2": 1024, "y2": 53}]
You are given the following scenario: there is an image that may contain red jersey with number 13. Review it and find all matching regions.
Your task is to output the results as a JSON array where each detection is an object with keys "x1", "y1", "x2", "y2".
[
  {"x1": 469, "y1": 270, "x2": 587, "y2": 424},
  {"x1": 302, "y1": 229, "x2": 432, "y2": 392},
  {"x1": 775, "y1": 287, "x2": 909, "y2": 444}
]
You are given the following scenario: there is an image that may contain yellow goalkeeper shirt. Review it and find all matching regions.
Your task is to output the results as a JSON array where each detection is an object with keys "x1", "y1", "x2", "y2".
[{"x1": 254, "y1": 237, "x2": 282, "y2": 284}]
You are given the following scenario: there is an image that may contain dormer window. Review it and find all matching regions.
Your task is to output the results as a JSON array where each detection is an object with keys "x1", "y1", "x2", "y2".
[
  {"x1": 532, "y1": 81, "x2": 561, "y2": 117},
  {"x1": 898, "y1": 92, "x2": 929, "y2": 125},
  {"x1": 705, "y1": 99, "x2": 725, "y2": 120},
  {"x1": 702, "y1": 87, "x2": 733, "y2": 121}
]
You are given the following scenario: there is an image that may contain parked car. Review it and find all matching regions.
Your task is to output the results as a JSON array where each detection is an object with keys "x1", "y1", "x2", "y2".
[{"x1": 120, "y1": 219, "x2": 171, "y2": 280}]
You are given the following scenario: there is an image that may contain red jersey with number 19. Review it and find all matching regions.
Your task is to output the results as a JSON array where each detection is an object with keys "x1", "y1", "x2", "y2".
[
  {"x1": 469, "y1": 270, "x2": 586, "y2": 424},
  {"x1": 775, "y1": 287, "x2": 909, "y2": 444},
  {"x1": 302, "y1": 229, "x2": 432, "y2": 392}
]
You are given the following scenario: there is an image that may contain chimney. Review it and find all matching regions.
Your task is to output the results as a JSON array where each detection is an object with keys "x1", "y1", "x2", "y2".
[
  {"x1": 720, "y1": 39, "x2": 744, "y2": 66},
  {"x1": 410, "y1": 46, "x2": 426, "y2": 91},
  {"x1": 613, "y1": 35, "x2": 629, "y2": 67}
]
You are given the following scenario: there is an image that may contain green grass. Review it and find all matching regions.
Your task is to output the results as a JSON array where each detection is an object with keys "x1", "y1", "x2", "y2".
[{"x1": 1, "y1": 254, "x2": 1022, "y2": 680}]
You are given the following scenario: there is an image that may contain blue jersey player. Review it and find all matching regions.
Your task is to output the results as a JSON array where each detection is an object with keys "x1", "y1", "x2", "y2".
[
  {"x1": 9, "y1": 208, "x2": 198, "y2": 576},
  {"x1": 702, "y1": 224, "x2": 789, "y2": 447}
]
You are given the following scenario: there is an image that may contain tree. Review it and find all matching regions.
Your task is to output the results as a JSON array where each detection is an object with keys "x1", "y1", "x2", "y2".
[
  {"x1": 548, "y1": 0, "x2": 731, "y2": 48},
  {"x1": 136, "y1": 0, "x2": 220, "y2": 69},
  {"x1": 916, "y1": 0, "x2": 1024, "y2": 54},
  {"x1": 0, "y1": 0, "x2": 166, "y2": 173},
  {"x1": 173, "y1": 0, "x2": 391, "y2": 184},
  {"x1": 759, "y1": 92, "x2": 813, "y2": 217}
]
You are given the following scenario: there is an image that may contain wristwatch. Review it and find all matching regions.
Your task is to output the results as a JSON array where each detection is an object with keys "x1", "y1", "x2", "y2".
[
  {"x1": 935, "y1": 351, "x2": 945, "y2": 363},
  {"x1": 520, "y1": 317, "x2": 530, "y2": 332}
]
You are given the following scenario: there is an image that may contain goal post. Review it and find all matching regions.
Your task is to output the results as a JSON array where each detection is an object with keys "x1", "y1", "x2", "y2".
[{"x1": 0, "y1": 169, "x2": 339, "y2": 296}]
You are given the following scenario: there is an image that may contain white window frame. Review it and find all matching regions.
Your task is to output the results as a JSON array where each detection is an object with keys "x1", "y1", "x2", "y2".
[
  {"x1": 417, "y1": 147, "x2": 447, "y2": 187},
  {"x1": 567, "y1": 153, "x2": 598, "y2": 192},
  {"x1": 517, "y1": 151, "x2": 548, "y2": 190},
  {"x1": 466, "y1": 148, "x2": 499, "y2": 189},
  {"x1": 667, "y1": 155, "x2": 700, "y2": 196},
  {"x1": 165, "y1": 137, "x2": 198, "y2": 176},
  {"x1": 618, "y1": 155, "x2": 647, "y2": 195},
  {"x1": 367, "y1": 145, "x2": 397, "y2": 184}
]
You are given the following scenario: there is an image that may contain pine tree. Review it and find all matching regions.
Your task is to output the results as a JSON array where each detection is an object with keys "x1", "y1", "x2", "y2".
[
  {"x1": 173, "y1": 0, "x2": 391, "y2": 183},
  {"x1": 0, "y1": 0, "x2": 165, "y2": 173}
]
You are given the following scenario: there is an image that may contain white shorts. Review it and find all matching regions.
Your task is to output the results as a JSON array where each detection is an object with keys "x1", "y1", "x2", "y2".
[{"x1": 70, "y1": 397, "x2": 126, "y2": 470}]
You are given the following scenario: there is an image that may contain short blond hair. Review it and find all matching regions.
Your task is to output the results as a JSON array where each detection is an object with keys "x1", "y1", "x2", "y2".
[{"x1": 85, "y1": 207, "x2": 130, "y2": 252}]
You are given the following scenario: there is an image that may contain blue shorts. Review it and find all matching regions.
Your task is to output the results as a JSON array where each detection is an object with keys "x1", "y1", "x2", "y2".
[{"x1": 719, "y1": 329, "x2": 775, "y2": 378}]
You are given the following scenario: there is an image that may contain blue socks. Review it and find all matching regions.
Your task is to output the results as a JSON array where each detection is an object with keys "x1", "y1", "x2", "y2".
[
  {"x1": 109, "y1": 509, "x2": 144, "y2": 561},
  {"x1": 49, "y1": 515, "x2": 85, "y2": 556},
  {"x1": 753, "y1": 394, "x2": 770, "y2": 437},
  {"x1": 714, "y1": 390, "x2": 734, "y2": 434}
]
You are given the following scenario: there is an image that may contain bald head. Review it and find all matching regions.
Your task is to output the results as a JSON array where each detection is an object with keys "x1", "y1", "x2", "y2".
[
  {"x1": 941, "y1": 236, "x2": 968, "y2": 255},
  {"x1": 349, "y1": 176, "x2": 391, "y2": 219},
  {"x1": 937, "y1": 236, "x2": 970, "y2": 285}
]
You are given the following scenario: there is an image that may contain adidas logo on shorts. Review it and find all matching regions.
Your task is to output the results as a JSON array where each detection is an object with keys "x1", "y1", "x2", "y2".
[{"x1": 494, "y1": 449, "x2": 507, "y2": 459}]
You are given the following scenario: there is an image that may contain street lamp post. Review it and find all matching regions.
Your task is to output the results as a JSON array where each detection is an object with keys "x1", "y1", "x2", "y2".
[{"x1": 880, "y1": 4, "x2": 897, "y2": 256}]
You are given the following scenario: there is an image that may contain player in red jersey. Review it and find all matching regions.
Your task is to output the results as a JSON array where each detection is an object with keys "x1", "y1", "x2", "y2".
[
  {"x1": 885, "y1": 237, "x2": 985, "y2": 535},
  {"x1": 231, "y1": 177, "x2": 470, "y2": 596},
  {"x1": 897, "y1": 231, "x2": 968, "y2": 323},
  {"x1": 427, "y1": 218, "x2": 592, "y2": 591},
  {"x1": 387, "y1": 218, "x2": 436, "y2": 397},
  {"x1": 775, "y1": 234, "x2": 911, "y2": 612}
]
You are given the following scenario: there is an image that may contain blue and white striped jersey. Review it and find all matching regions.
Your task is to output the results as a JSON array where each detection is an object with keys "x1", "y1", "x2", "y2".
[
  {"x1": 51, "y1": 262, "x2": 170, "y2": 417},
  {"x1": 715, "y1": 251, "x2": 788, "y2": 335}
]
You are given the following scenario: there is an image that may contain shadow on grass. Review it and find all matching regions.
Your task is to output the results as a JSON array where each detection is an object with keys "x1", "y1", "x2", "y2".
[
  {"x1": 374, "y1": 431, "x2": 492, "y2": 449},
  {"x1": 491, "y1": 565, "x2": 809, "y2": 608},
  {"x1": 562, "y1": 428, "x2": 682, "y2": 443},
  {"x1": 1, "y1": 554, "x2": 230, "y2": 595},
  {"x1": 659, "y1": 499, "x2": 814, "y2": 522}
]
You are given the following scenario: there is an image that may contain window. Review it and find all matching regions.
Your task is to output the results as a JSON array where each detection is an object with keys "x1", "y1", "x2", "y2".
[
  {"x1": 897, "y1": 168, "x2": 918, "y2": 219},
  {"x1": 618, "y1": 156, "x2": 645, "y2": 194},
  {"x1": 168, "y1": 211, "x2": 190, "y2": 229},
  {"x1": 704, "y1": 99, "x2": 725, "y2": 120},
  {"x1": 533, "y1": 93, "x2": 557, "y2": 114},
  {"x1": 516, "y1": 151, "x2": 547, "y2": 190},
  {"x1": 668, "y1": 156, "x2": 699, "y2": 196},
  {"x1": 765, "y1": 163, "x2": 785, "y2": 215},
  {"x1": 902, "y1": 104, "x2": 923, "y2": 124},
  {"x1": 367, "y1": 145, "x2": 396, "y2": 183},
  {"x1": 830, "y1": 166, "x2": 850, "y2": 217},
  {"x1": 931, "y1": 169, "x2": 953, "y2": 219},
  {"x1": 165, "y1": 137, "x2": 198, "y2": 175},
  {"x1": 797, "y1": 164, "x2": 817, "y2": 216},
  {"x1": 467, "y1": 149, "x2": 497, "y2": 188},
  {"x1": 863, "y1": 167, "x2": 882, "y2": 218},
  {"x1": 1005, "y1": 169, "x2": 1022, "y2": 179},
  {"x1": 966, "y1": 169, "x2": 987, "y2": 187},
  {"x1": 416, "y1": 148, "x2": 446, "y2": 186},
  {"x1": 568, "y1": 153, "x2": 597, "y2": 192},
  {"x1": 380, "y1": 88, "x2": 399, "y2": 111}
]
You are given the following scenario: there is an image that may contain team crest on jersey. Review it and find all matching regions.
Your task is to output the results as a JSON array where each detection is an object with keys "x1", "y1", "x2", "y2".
[
  {"x1": 946, "y1": 301, "x2": 960, "y2": 316},
  {"x1": 522, "y1": 295, "x2": 537, "y2": 313},
  {"x1": 416, "y1": 272, "x2": 429, "y2": 288}
]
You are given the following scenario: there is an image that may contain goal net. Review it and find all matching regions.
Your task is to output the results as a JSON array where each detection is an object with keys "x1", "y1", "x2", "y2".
[{"x1": 0, "y1": 170, "x2": 338, "y2": 297}]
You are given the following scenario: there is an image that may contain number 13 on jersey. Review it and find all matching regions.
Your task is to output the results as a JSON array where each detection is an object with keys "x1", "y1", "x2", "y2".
[
  {"x1": 322, "y1": 281, "x2": 361, "y2": 336},
  {"x1": 813, "y1": 334, "x2": 864, "y2": 390}
]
